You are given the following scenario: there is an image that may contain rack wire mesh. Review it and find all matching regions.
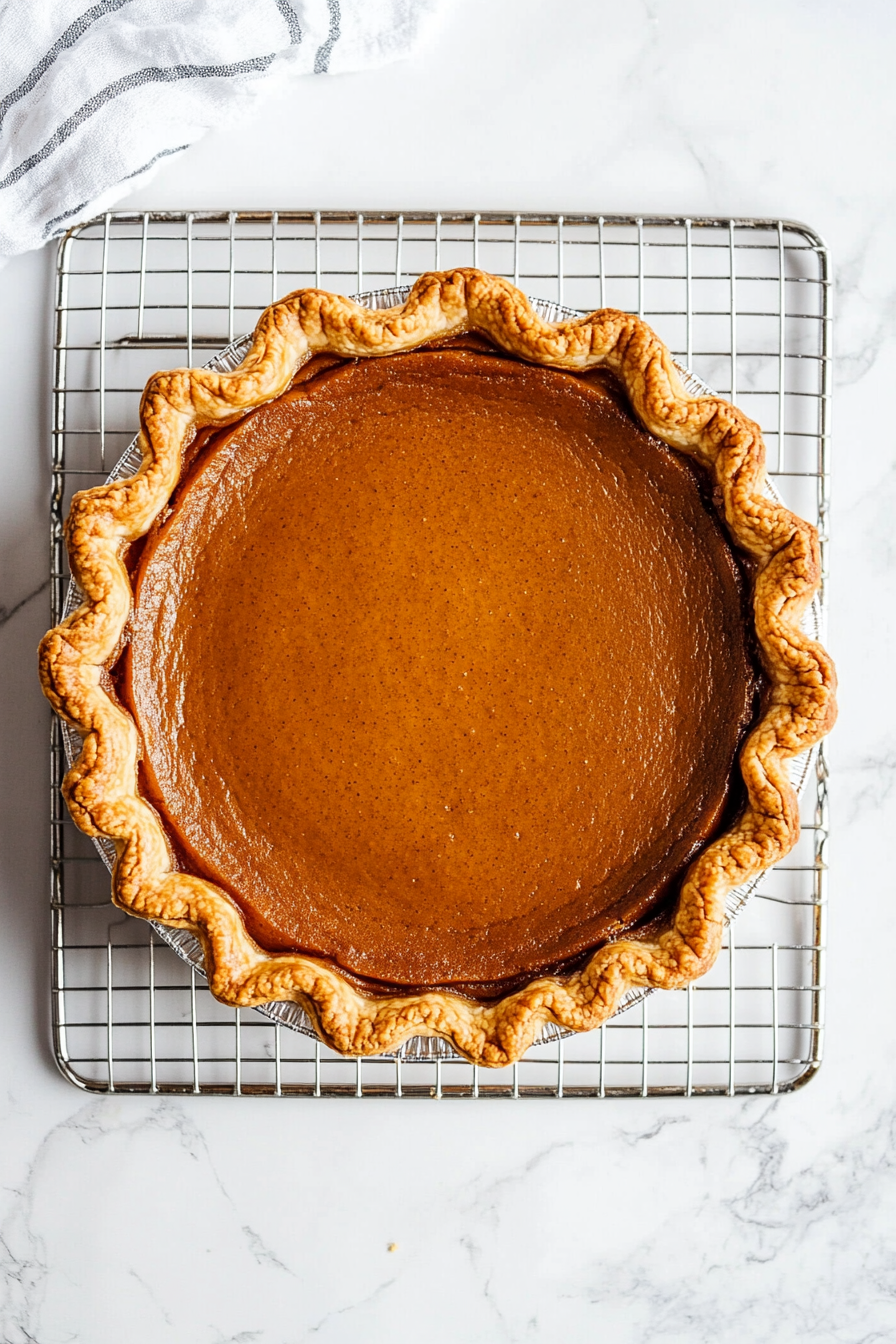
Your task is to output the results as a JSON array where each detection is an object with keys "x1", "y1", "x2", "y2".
[{"x1": 50, "y1": 210, "x2": 831, "y2": 1097}]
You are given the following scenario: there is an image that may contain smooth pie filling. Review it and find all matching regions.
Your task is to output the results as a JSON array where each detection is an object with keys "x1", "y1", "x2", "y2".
[{"x1": 125, "y1": 343, "x2": 757, "y2": 993}]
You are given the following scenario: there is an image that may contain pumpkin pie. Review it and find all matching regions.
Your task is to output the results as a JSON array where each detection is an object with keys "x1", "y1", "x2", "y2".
[{"x1": 39, "y1": 270, "x2": 837, "y2": 1065}]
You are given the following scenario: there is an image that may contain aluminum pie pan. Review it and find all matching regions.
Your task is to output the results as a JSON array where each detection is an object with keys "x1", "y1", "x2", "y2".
[{"x1": 60, "y1": 287, "x2": 821, "y2": 1060}]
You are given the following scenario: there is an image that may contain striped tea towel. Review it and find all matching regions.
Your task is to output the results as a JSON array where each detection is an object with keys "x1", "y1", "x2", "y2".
[{"x1": 0, "y1": 0, "x2": 445, "y2": 261}]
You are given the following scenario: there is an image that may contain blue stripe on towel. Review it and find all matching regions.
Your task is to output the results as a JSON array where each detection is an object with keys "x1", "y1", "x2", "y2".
[
  {"x1": 0, "y1": 57, "x2": 280, "y2": 191},
  {"x1": 0, "y1": 0, "x2": 136, "y2": 133},
  {"x1": 313, "y1": 0, "x2": 341, "y2": 74}
]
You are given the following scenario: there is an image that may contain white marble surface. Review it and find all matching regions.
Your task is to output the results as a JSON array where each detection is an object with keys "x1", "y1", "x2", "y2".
[{"x1": 1, "y1": 2, "x2": 894, "y2": 1339}]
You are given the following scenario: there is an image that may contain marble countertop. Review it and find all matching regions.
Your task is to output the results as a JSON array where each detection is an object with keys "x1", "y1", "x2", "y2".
[{"x1": 1, "y1": 3, "x2": 893, "y2": 1340}]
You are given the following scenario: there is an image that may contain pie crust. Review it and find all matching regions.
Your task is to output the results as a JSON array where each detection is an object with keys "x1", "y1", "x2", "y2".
[{"x1": 39, "y1": 269, "x2": 837, "y2": 1066}]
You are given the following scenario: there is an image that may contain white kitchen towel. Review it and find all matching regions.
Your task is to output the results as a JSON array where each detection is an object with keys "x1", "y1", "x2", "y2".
[{"x1": 0, "y1": 0, "x2": 445, "y2": 261}]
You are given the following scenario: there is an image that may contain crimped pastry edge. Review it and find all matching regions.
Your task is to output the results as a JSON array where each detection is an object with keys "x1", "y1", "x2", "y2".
[{"x1": 38, "y1": 269, "x2": 837, "y2": 1067}]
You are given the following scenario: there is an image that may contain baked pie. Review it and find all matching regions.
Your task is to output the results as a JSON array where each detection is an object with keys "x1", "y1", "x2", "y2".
[{"x1": 39, "y1": 269, "x2": 836, "y2": 1065}]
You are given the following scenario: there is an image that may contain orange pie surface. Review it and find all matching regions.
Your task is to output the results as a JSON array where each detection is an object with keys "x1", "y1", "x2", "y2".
[{"x1": 125, "y1": 343, "x2": 757, "y2": 994}]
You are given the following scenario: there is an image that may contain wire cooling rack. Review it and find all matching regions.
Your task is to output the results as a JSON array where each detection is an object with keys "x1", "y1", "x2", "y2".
[{"x1": 50, "y1": 211, "x2": 831, "y2": 1097}]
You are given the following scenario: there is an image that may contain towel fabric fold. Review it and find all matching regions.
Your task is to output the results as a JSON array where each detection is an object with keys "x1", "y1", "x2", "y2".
[{"x1": 0, "y1": 0, "x2": 444, "y2": 260}]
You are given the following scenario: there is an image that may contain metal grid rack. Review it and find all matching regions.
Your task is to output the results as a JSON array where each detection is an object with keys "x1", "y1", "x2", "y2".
[{"x1": 50, "y1": 211, "x2": 831, "y2": 1097}]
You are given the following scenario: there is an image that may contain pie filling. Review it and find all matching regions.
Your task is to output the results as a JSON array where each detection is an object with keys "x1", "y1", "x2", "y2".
[{"x1": 121, "y1": 340, "x2": 759, "y2": 998}]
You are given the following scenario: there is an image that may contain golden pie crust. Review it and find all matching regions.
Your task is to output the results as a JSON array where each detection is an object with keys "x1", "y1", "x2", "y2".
[{"x1": 38, "y1": 269, "x2": 837, "y2": 1066}]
